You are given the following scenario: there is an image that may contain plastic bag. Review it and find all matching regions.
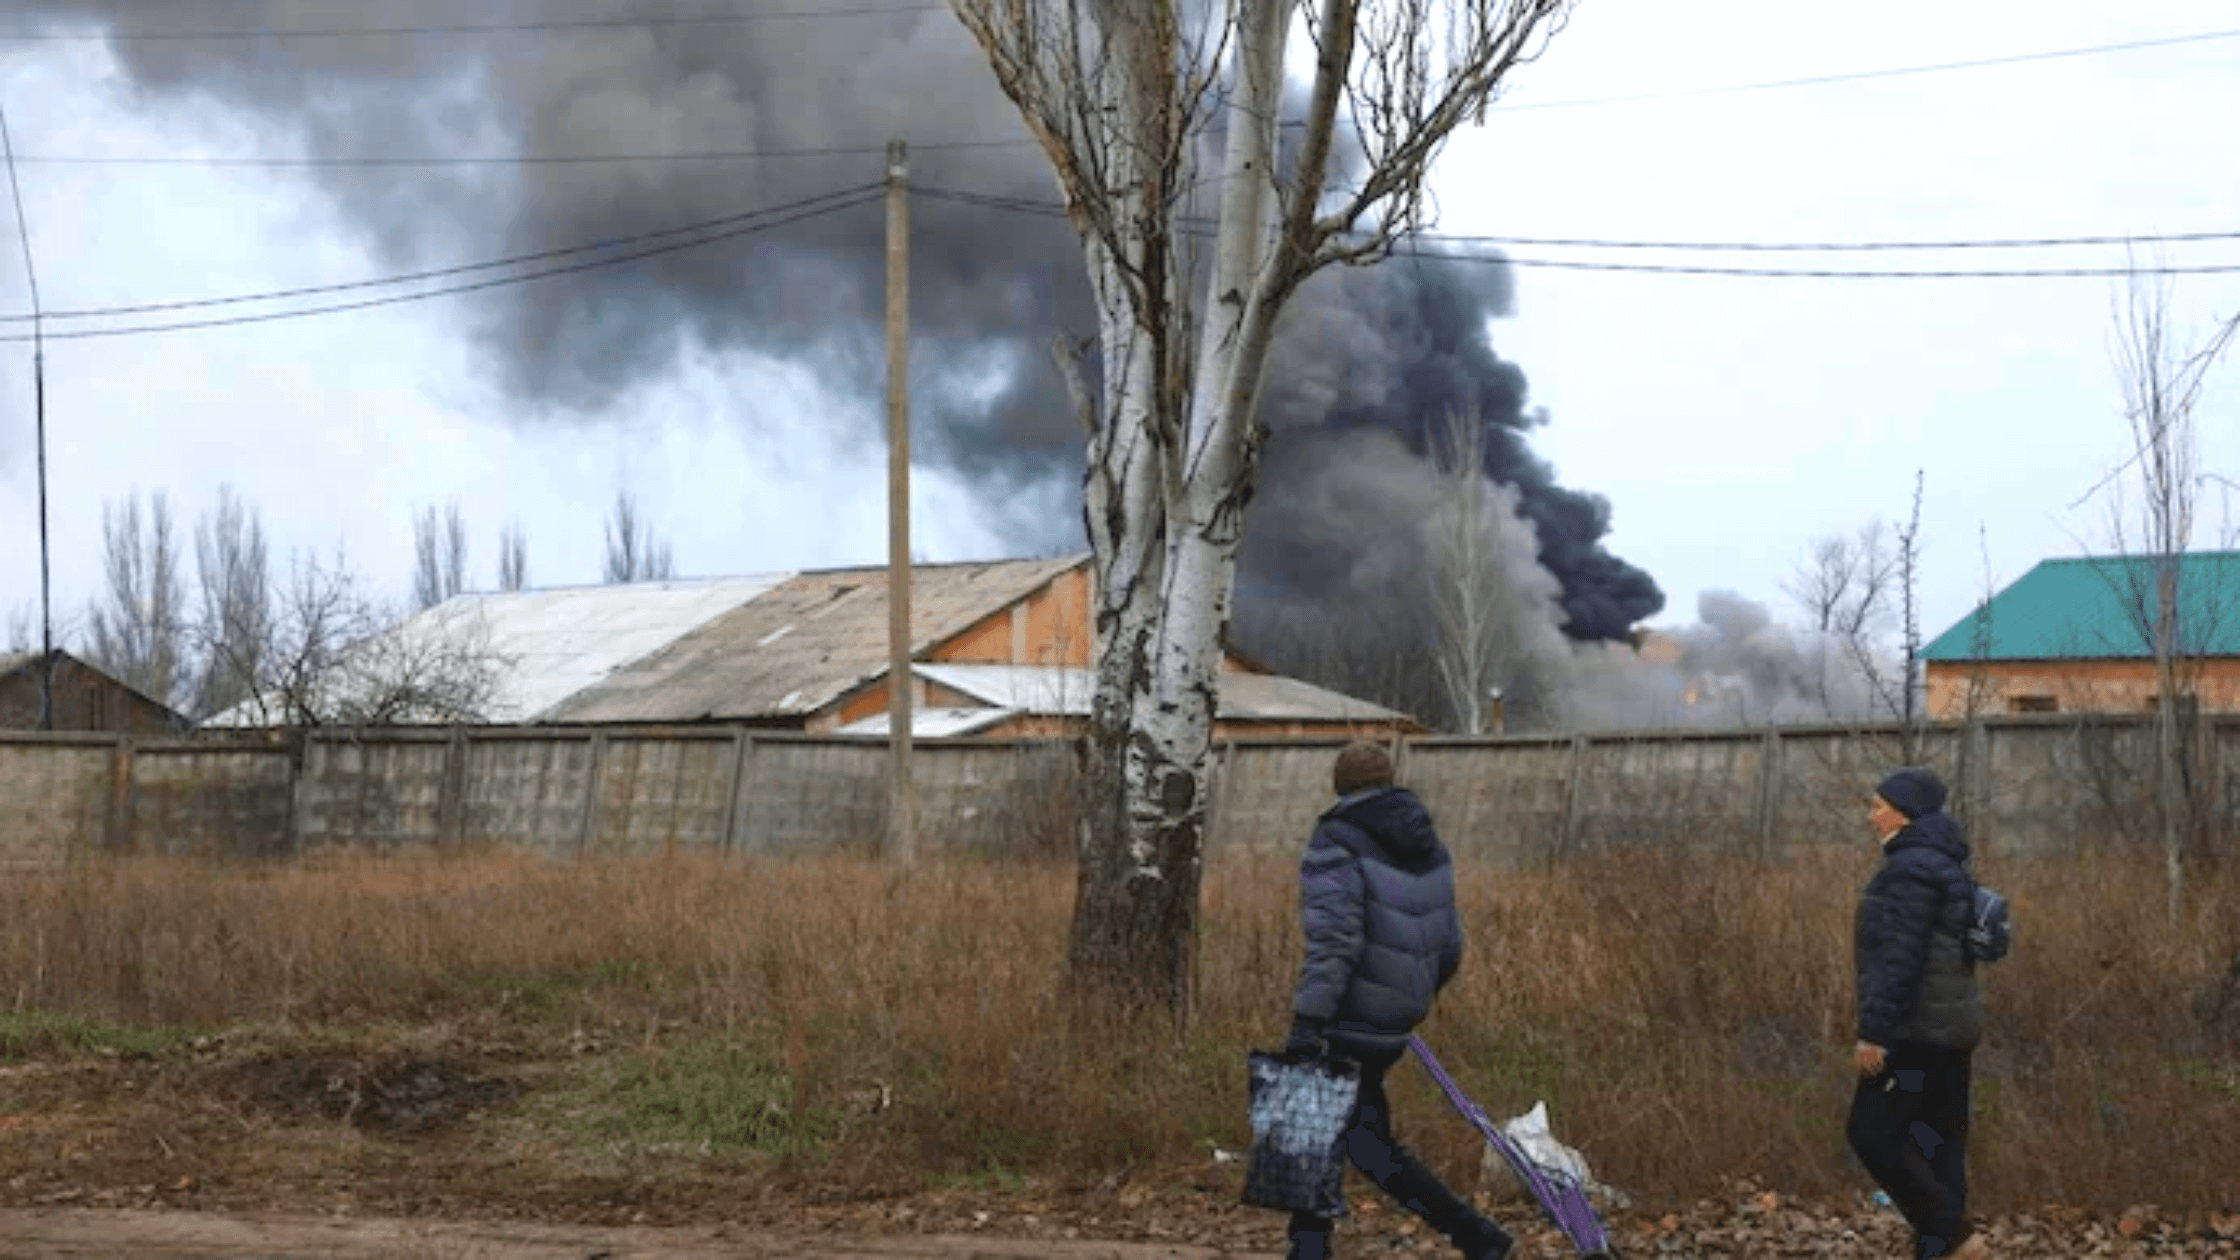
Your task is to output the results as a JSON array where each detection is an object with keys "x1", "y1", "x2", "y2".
[
  {"x1": 1241, "y1": 1050, "x2": 1359, "y2": 1218},
  {"x1": 1478, "y1": 1100, "x2": 1628, "y2": 1209}
]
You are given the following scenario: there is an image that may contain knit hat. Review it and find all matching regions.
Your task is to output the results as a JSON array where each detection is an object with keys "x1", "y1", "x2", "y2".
[
  {"x1": 1332, "y1": 741, "x2": 1396, "y2": 797},
  {"x1": 1875, "y1": 767, "x2": 1948, "y2": 820}
]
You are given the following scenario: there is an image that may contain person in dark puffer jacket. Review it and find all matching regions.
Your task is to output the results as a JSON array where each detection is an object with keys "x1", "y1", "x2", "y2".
[
  {"x1": 1848, "y1": 767, "x2": 1989, "y2": 1260},
  {"x1": 1281, "y1": 741, "x2": 1518, "y2": 1260}
]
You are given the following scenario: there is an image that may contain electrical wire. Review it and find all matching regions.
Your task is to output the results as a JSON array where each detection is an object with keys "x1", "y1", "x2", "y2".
[
  {"x1": 0, "y1": 4, "x2": 946, "y2": 42},
  {"x1": 0, "y1": 185, "x2": 879, "y2": 343},
  {"x1": 917, "y1": 186, "x2": 2240, "y2": 279},
  {"x1": 0, "y1": 183, "x2": 881, "y2": 324},
  {"x1": 915, "y1": 185, "x2": 2240, "y2": 257},
  {"x1": 1491, "y1": 26, "x2": 2240, "y2": 113},
  {"x1": 10, "y1": 177, "x2": 2240, "y2": 343},
  {"x1": 11, "y1": 138, "x2": 1027, "y2": 168}
]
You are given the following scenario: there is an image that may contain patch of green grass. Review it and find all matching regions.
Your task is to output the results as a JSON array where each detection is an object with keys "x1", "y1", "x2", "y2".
[
  {"x1": 2173, "y1": 1057, "x2": 2240, "y2": 1105},
  {"x1": 529, "y1": 1038, "x2": 841, "y2": 1164},
  {"x1": 0, "y1": 1010, "x2": 196, "y2": 1061},
  {"x1": 427, "y1": 968, "x2": 587, "y2": 1026}
]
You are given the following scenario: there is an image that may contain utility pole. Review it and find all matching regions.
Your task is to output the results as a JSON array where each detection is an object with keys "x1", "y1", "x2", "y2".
[
  {"x1": 0, "y1": 103, "x2": 51, "y2": 731},
  {"x1": 885, "y1": 138, "x2": 916, "y2": 865}
]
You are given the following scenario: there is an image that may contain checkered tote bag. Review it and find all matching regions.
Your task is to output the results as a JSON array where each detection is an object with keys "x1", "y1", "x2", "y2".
[{"x1": 1241, "y1": 1050, "x2": 1360, "y2": 1218}]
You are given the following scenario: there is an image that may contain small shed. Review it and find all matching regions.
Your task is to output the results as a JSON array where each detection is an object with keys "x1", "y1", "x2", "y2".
[{"x1": 0, "y1": 650, "x2": 189, "y2": 734}]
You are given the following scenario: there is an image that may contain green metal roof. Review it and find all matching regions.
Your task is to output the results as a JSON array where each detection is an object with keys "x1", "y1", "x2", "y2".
[{"x1": 1923, "y1": 551, "x2": 2240, "y2": 662}]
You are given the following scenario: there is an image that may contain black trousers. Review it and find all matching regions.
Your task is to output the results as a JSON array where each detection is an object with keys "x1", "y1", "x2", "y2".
[
  {"x1": 1846, "y1": 1042, "x2": 1974, "y2": 1260},
  {"x1": 1288, "y1": 1044, "x2": 1502, "y2": 1251}
]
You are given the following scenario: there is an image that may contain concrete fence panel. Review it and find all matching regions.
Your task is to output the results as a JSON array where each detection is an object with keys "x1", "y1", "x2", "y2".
[
  {"x1": 734, "y1": 737, "x2": 886, "y2": 854},
  {"x1": 459, "y1": 734, "x2": 599, "y2": 855},
  {"x1": 591, "y1": 733, "x2": 735, "y2": 857},
  {"x1": 1206, "y1": 739, "x2": 1351, "y2": 854},
  {"x1": 297, "y1": 733, "x2": 450, "y2": 849},
  {"x1": 127, "y1": 743, "x2": 294, "y2": 858},
  {"x1": 0, "y1": 736, "x2": 112, "y2": 863},
  {"x1": 1405, "y1": 738, "x2": 1572, "y2": 864}
]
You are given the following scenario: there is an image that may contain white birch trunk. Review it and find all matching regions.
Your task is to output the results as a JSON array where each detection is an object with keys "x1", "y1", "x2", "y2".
[{"x1": 1065, "y1": 0, "x2": 1293, "y2": 1014}]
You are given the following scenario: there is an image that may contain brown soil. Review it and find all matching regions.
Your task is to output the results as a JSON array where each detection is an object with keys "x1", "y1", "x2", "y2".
[{"x1": 2, "y1": 1049, "x2": 2236, "y2": 1257}]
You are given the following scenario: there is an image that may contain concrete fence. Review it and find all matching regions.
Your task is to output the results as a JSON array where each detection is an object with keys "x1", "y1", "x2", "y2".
[{"x1": 2, "y1": 714, "x2": 2236, "y2": 866}]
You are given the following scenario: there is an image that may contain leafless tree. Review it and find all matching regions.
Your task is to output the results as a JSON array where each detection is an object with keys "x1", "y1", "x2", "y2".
[
  {"x1": 1894, "y1": 471, "x2": 1927, "y2": 760},
  {"x1": 1428, "y1": 404, "x2": 1502, "y2": 734},
  {"x1": 950, "y1": 0, "x2": 1576, "y2": 1011},
  {"x1": 1781, "y1": 475, "x2": 1925, "y2": 748},
  {"x1": 1422, "y1": 402, "x2": 1562, "y2": 734},
  {"x1": 412, "y1": 501, "x2": 470, "y2": 611},
  {"x1": 189, "y1": 484, "x2": 272, "y2": 720},
  {"x1": 497, "y1": 520, "x2": 529, "y2": 593},
  {"x1": 210, "y1": 546, "x2": 511, "y2": 729},
  {"x1": 2075, "y1": 263, "x2": 2240, "y2": 918},
  {"x1": 84, "y1": 489, "x2": 185, "y2": 707},
  {"x1": 3, "y1": 604, "x2": 31, "y2": 653},
  {"x1": 1782, "y1": 519, "x2": 1897, "y2": 718},
  {"x1": 602, "y1": 491, "x2": 675, "y2": 584}
]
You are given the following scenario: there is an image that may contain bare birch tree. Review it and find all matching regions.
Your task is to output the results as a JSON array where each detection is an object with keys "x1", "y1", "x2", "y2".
[
  {"x1": 2079, "y1": 264, "x2": 2240, "y2": 918},
  {"x1": 950, "y1": 0, "x2": 1576, "y2": 1010},
  {"x1": 85, "y1": 489, "x2": 185, "y2": 707},
  {"x1": 603, "y1": 491, "x2": 675, "y2": 584},
  {"x1": 497, "y1": 520, "x2": 529, "y2": 593},
  {"x1": 413, "y1": 501, "x2": 471, "y2": 610}
]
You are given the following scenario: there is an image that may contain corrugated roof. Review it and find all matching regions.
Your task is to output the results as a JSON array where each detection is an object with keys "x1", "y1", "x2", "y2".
[
  {"x1": 914, "y1": 662, "x2": 1411, "y2": 724},
  {"x1": 1923, "y1": 551, "x2": 2240, "y2": 662},
  {"x1": 205, "y1": 575, "x2": 792, "y2": 726},
  {"x1": 539, "y1": 555, "x2": 1090, "y2": 723}
]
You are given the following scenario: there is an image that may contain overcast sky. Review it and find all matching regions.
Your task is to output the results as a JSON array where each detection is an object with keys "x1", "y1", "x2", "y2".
[{"x1": 2, "y1": 0, "x2": 2237, "y2": 659}]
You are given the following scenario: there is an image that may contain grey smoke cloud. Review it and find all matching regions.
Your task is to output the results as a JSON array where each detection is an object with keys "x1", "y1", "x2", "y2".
[{"x1": 20, "y1": 1, "x2": 1662, "y2": 665}]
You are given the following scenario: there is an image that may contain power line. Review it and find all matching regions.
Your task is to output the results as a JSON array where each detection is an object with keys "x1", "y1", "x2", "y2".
[
  {"x1": 1418, "y1": 254, "x2": 2240, "y2": 280},
  {"x1": 12, "y1": 177, "x2": 2240, "y2": 342},
  {"x1": 918, "y1": 187, "x2": 2240, "y2": 279},
  {"x1": 915, "y1": 186, "x2": 2240, "y2": 257},
  {"x1": 0, "y1": 4, "x2": 946, "y2": 42},
  {"x1": 0, "y1": 185, "x2": 879, "y2": 343},
  {"x1": 11, "y1": 138, "x2": 1028, "y2": 168},
  {"x1": 1490, "y1": 26, "x2": 2240, "y2": 112},
  {"x1": 0, "y1": 184, "x2": 882, "y2": 324},
  {"x1": 1414, "y1": 228, "x2": 2240, "y2": 254}
]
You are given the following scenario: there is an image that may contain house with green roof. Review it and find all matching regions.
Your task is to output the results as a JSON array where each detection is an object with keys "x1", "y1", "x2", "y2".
[{"x1": 1921, "y1": 551, "x2": 2240, "y2": 716}]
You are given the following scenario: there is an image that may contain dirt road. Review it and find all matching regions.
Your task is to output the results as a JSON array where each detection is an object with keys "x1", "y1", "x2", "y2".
[{"x1": 0, "y1": 1208, "x2": 1277, "y2": 1259}]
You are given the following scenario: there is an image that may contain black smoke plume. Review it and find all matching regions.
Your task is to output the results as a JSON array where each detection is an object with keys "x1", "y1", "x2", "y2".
[{"x1": 15, "y1": 1, "x2": 1664, "y2": 725}]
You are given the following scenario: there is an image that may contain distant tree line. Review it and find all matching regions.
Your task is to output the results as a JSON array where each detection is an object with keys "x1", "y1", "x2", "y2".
[{"x1": 65, "y1": 485, "x2": 679, "y2": 725}]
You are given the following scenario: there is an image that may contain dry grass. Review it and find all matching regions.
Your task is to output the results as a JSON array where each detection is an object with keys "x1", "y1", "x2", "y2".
[{"x1": 2, "y1": 841, "x2": 2235, "y2": 1212}]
